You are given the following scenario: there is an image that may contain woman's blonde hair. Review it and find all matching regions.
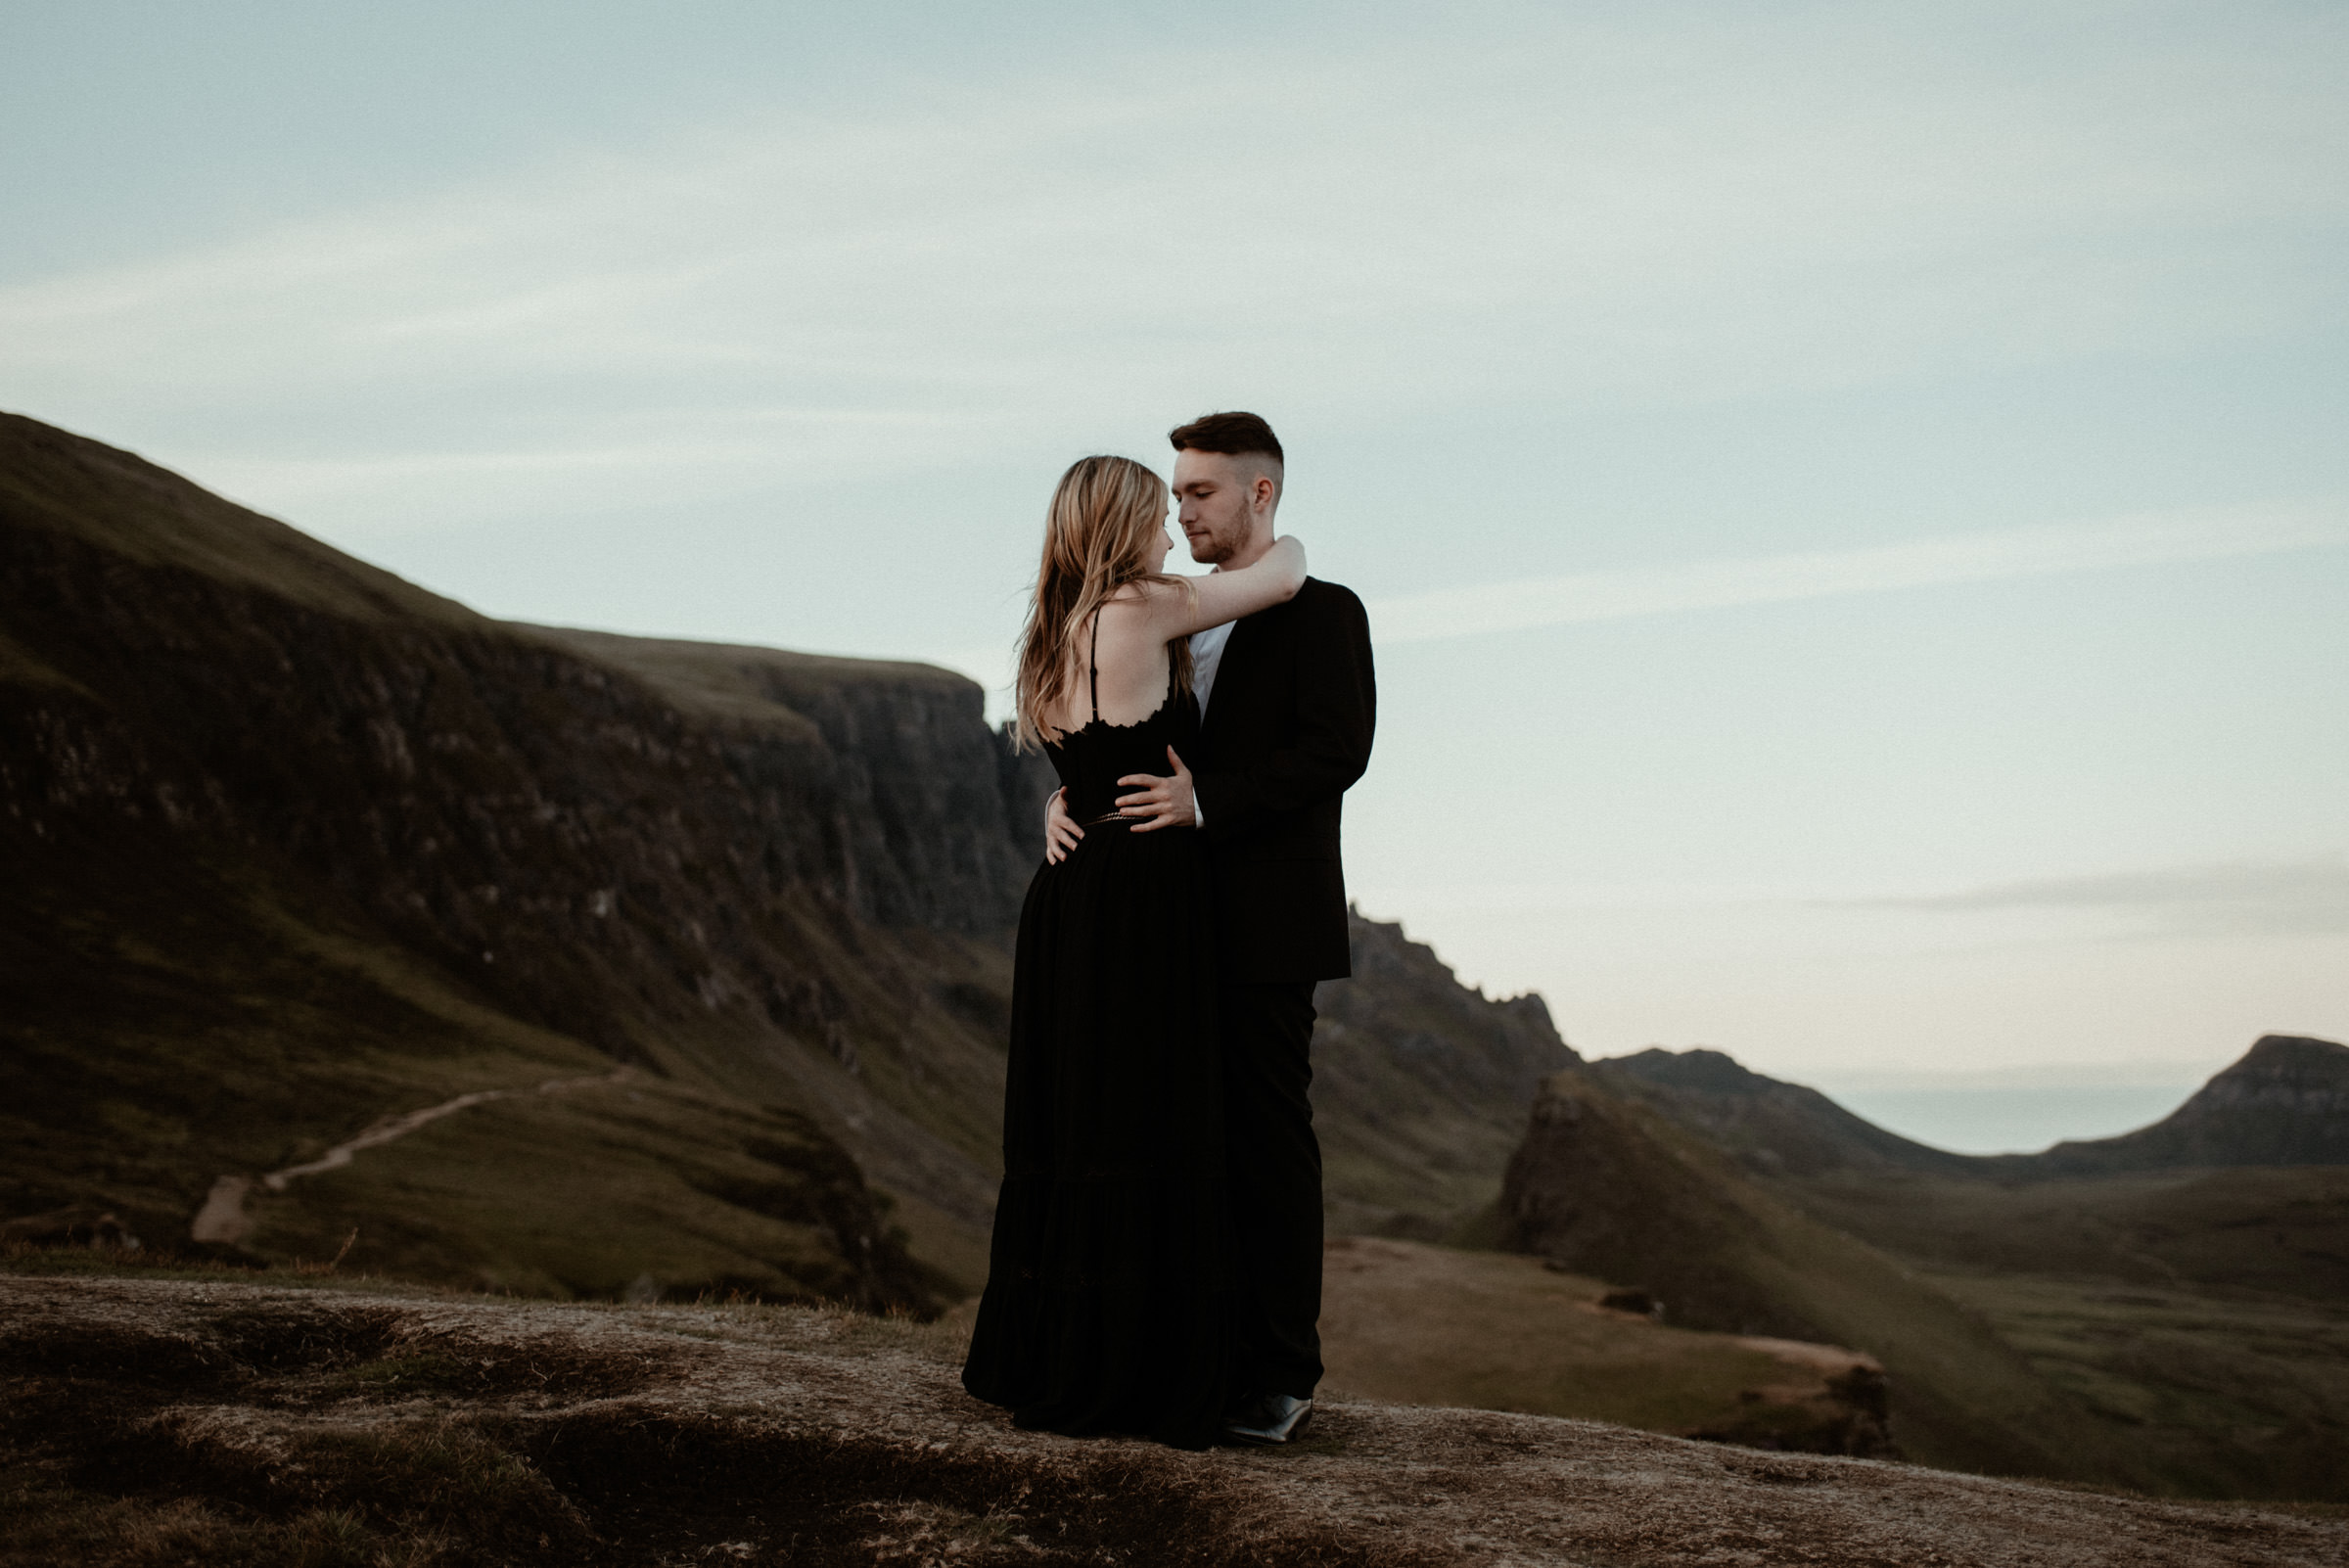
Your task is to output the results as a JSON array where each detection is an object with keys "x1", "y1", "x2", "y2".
[{"x1": 1014, "y1": 455, "x2": 1193, "y2": 750}]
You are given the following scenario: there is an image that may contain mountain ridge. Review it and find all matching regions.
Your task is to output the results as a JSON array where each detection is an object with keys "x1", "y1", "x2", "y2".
[
  {"x1": 2012, "y1": 1035, "x2": 2349, "y2": 1173},
  {"x1": 1589, "y1": 1035, "x2": 2349, "y2": 1177}
]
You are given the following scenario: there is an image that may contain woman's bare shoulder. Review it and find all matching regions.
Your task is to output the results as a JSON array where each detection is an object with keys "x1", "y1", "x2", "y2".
[{"x1": 1101, "y1": 579, "x2": 1195, "y2": 615}]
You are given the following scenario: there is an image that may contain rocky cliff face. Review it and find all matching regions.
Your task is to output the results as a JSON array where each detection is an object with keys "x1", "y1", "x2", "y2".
[
  {"x1": 0, "y1": 413, "x2": 1046, "y2": 1307},
  {"x1": 535, "y1": 625, "x2": 1056, "y2": 934},
  {"x1": 1315, "y1": 917, "x2": 1577, "y2": 1234},
  {"x1": 0, "y1": 414, "x2": 1040, "y2": 1060}
]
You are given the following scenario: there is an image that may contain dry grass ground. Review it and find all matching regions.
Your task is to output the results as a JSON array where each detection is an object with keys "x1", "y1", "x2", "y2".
[
  {"x1": 6, "y1": 1269, "x2": 2344, "y2": 1567},
  {"x1": 1319, "y1": 1237, "x2": 1889, "y2": 1452}
]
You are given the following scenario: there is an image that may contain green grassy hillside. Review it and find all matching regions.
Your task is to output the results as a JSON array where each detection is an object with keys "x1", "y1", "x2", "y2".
[
  {"x1": 1553, "y1": 1046, "x2": 2349, "y2": 1499},
  {"x1": 0, "y1": 411, "x2": 1048, "y2": 1307},
  {"x1": 1497, "y1": 1070, "x2": 2144, "y2": 1484},
  {"x1": 1791, "y1": 1164, "x2": 2349, "y2": 1301},
  {"x1": 0, "y1": 789, "x2": 955, "y2": 1311}
]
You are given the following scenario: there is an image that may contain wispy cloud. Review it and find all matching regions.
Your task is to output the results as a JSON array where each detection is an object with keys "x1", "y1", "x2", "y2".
[
  {"x1": 3, "y1": 8, "x2": 2342, "y2": 506},
  {"x1": 1867, "y1": 853, "x2": 2349, "y2": 937},
  {"x1": 1365, "y1": 503, "x2": 2346, "y2": 641}
]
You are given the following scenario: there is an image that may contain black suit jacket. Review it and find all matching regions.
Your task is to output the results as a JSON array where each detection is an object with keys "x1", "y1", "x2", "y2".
[{"x1": 1191, "y1": 577, "x2": 1376, "y2": 984}]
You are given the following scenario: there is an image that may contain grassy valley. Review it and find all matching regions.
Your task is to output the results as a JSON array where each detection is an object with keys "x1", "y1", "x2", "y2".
[
  {"x1": 1792, "y1": 1166, "x2": 2349, "y2": 1500},
  {"x1": 1549, "y1": 1041, "x2": 2349, "y2": 1499}
]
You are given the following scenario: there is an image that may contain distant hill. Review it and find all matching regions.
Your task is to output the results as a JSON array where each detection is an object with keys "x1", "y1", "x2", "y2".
[
  {"x1": 1589, "y1": 1047, "x2": 1976, "y2": 1177},
  {"x1": 0, "y1": 410, "x2": 1564, "y2": 1306},
  {"x1": 2009, "y1": 1035, "x2": 2349, "y2": 1174},
  {"x1": 1589, "y1": 1036, "x2": 2349, "y2": 1180}
]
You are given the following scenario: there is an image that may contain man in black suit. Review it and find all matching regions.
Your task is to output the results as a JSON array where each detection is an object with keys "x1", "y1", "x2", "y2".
[{"x1": 1049, "y1": 411, "x2": 1376, "y2": 1445}]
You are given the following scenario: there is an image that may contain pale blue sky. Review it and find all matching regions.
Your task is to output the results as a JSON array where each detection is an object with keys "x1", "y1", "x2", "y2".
[{"x1": 5, "y1": 2, "x2": 2343, "y2": 1147}]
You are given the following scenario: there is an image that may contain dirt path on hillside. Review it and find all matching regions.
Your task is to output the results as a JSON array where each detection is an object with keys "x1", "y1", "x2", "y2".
[
  {"x1": 189, "y1": 1071, "x2": 627, "y2": 1245},
  {"x1": 5, "y1": 1273, "x2": 2340, "y2": 1567}
]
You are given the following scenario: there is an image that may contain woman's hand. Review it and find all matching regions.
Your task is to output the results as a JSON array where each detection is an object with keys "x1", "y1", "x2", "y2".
[{"x1": 1042, "y1": 787, "x2": 1082, "y2": 864}]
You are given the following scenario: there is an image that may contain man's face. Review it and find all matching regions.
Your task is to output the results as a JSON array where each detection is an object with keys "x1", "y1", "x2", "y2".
[{"x1": 1172, "y1": 449, "x2": 1262, "y2": 566}]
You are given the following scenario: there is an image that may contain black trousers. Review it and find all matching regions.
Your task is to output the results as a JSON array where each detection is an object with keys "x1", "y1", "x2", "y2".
[{"x1": 1219, "y1": 979, "x2": 1323, "y2": 1399}]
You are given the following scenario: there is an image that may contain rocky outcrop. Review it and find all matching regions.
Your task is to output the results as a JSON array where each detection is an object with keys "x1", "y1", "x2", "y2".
[
  {"x1": 1314, "y1": 915, "x2": 1579, "y2": 1234},
  {"x1": 1502, "y1": 1072, "x2": 1808, "y2": 1337}
]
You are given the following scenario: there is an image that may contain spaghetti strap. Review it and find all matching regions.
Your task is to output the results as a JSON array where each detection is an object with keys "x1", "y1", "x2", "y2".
[{"x1": 1088, "y1": 611, "x2": 1101, "y2": 724}]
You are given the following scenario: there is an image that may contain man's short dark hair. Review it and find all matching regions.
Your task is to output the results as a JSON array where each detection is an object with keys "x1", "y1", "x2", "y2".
[{"x1": 1169, "y1": 411, "x2": 1283, "y2": 467}]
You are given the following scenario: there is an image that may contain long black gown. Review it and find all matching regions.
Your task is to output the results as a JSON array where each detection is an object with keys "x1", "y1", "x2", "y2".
[{"x1": 960, "y1": 646, "x2": 1237, "y2": 1450}]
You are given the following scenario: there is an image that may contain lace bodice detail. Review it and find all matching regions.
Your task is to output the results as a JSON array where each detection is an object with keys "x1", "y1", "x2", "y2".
[{"x1": 1044, "y1": 620, "x2": 1199, "y2": 821}]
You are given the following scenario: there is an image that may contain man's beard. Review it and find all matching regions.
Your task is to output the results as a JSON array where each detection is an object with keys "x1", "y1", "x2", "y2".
[{"x1": 1191, "y1": 511, "x2": 1251, "y2": 566}]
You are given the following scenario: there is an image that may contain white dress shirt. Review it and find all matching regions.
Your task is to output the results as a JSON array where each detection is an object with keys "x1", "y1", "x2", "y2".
[
  {"x1": 1189, "y1": 619, "x2": 1237, "y2": 715},
  {"x1": 1186, "y1": 620, "x2": 1236, "y2": 827}
]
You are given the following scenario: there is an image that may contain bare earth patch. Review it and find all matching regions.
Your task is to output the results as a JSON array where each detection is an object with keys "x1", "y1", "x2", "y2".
[{"x1": 3, "y1": 1274, "x2": 2340, "y2": 1567}]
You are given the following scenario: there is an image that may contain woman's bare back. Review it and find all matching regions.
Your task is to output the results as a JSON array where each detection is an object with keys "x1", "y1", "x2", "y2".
[{"x1": 1040, "y1": 590, "x2": 1179, "y2": 738}]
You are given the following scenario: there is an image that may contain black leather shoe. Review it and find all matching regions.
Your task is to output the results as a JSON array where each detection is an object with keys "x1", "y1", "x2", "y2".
[{"x1": 1221, "y1": 1393, "x2": 1313, "y2": 1446}]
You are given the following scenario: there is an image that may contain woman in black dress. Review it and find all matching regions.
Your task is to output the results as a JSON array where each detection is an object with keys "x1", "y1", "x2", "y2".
[{"x1": 961, "y1": 454, "x2": 1305, "y2": 1449}]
